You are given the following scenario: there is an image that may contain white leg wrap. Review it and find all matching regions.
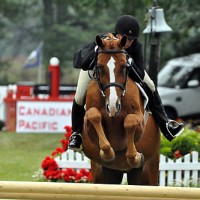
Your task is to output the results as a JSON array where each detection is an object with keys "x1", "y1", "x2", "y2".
[
  {"x1": 74, "y1": 69, "x2": 93, "y2": 106},
  {"x1": 143, "y1": 71, "x2": 156, "y2": 92}
]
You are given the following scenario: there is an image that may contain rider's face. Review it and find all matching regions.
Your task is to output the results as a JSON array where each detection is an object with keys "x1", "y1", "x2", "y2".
[{"x1": 116, "y1": 34, "x2": 134, "y2": 49}]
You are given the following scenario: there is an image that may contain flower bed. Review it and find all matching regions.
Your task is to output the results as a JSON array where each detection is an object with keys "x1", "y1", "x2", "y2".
[
  {"x1": 38, "y1": 126, "x2": 92, "y2": 183},
  {"x1": 35, "y1": 125, "x2": 200, "y2": 182}
]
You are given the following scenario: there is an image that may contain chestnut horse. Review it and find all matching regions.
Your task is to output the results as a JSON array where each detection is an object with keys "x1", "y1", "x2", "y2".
[{"x1": 82, "y1": 33, "x2": 160, "y2": 185}]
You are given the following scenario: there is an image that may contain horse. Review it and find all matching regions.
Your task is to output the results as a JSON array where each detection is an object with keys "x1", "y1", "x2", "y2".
[{"x1": 82, "y1": 33, "x2": 160, "y2": 185}]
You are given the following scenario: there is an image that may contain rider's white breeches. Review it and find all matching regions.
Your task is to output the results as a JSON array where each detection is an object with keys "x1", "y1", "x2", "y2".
[
  {"x1": 143, "y1": 70, "x2": 156, "y2": 92},
  {"x1": 74, "y1": 69, "x2": 93, "y2": 106}
]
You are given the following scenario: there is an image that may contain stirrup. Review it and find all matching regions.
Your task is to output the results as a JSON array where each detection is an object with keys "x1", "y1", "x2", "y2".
[
  {"x1": 71, "y1": 132, "x2": 82, "y2": 139},
  {"x1": 166, "y1": 120, "x2": 184, "y2": 138}
]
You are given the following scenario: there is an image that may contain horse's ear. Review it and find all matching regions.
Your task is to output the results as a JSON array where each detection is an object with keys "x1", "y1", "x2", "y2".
[
  {"x1": 119, "y1": 35, "x2": 127, "y2": 48},
  {"x1": 96, "y1": 35, "x2": 104, "y2": 48}
]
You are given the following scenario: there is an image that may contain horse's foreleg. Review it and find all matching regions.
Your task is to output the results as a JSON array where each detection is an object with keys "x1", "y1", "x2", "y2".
[
  {"x1": 124, "y1": 113, "x2": 144, "y2": 168},
  {"x1": 85, "y1": 107, "x2": 115, "y2": 162}
]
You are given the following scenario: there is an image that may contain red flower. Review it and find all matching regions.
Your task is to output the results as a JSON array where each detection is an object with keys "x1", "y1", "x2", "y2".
[
  {"x1": 64, "y1": 132, "x2": 72, "y2": 139},
  {"x1": 60, "y1": 139, "x2": 68, "y2": 151},
  {"x1": 62, "y1": 168, "x2": 76, "y2": 182},
  {"x1": 87, "y1": 173, "x2": 92, "y2": 182},
  {"x1": 41, "y1": 156, "x2": 58, "y2": 170},
  {"x1": 51, "y1": 147, "x2": 64, "y2": 157},
  {"x1": 44, "y1": 169, "x2": 62, "y2": 180},
  {"x1": 41, "y1": 125, "x2": 92, "y2": 183},
  {"x1": 76, "y1": 169, "x2": 92, "y2": 182},
  {"x1": 61, "y1": 125, "x2": 72, "y2": 150},
  {"x1": 173, "y1": 150, "x2": 182, "y2": 159},
  {"x1": 64, "y1": 126, "x2": 72, "y2": 134}
]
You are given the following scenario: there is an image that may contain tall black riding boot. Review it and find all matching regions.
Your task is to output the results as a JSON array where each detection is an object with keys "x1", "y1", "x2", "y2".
[
  {"x1": 68, "y1": 100, "x2": 85, "y2": 150},
  {"x1": 149, "y1": 90, "x2": 184, "y2": 141}
]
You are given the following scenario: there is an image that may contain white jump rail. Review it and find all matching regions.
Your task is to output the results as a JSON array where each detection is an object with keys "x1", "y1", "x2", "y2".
[{"x1": 0, "y1": 181, "x2": 200, "y2": 200}]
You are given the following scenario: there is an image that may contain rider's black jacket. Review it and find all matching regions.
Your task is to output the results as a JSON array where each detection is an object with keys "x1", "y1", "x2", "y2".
[{"x1": 73, "y1": 33, "x2": 145, "y2": 80}]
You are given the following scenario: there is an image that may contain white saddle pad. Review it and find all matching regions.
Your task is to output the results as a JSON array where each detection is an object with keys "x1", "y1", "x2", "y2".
[{"x1": 135, "y1": 82, "x2": 149, "y2": 110}]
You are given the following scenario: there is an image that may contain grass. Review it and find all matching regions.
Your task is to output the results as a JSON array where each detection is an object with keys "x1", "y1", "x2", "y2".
[{"x1": 0, "y1": 132, "x2": 63, "y2": 181}]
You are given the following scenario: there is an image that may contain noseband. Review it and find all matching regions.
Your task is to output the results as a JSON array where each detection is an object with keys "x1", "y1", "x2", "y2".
[{"x1": 94, "y1": 49, "x2": 130, "y2": 97}]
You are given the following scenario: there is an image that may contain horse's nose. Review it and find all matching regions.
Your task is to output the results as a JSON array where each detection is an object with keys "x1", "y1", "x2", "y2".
[
  {"x1": 116, "y1": 100, "x2": 121, "y2": 114},
  {"x1": 106, "y1": 99, "x2": 121, "y2": 117}
]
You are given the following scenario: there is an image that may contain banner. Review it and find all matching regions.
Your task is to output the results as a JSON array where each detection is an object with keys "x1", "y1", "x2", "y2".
[{"x1": 16, "y1": 101, "x2": 72, "y2": 133}]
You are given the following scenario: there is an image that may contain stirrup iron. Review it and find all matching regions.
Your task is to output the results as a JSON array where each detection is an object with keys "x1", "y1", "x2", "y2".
[{"x1": 166, "y1": 120, "x2": 184, "y2": 138}]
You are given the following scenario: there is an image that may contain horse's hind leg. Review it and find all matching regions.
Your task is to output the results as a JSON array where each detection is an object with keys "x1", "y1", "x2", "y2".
[
  {"x1": 91, "y1": 162, "x2": 123, "y2": 184},
  {"x1": 127, "y1": 153, "x2": 160, "y2": 185},
  {"x1": 127, "y1": 168, "x2": 144, "y2": 185},
  {"x1": 142, "y1": 153, "x2": 160, "y2": 185},
  {"x1": 85, "y1": 107, "x2": 115, "y2": 161}
]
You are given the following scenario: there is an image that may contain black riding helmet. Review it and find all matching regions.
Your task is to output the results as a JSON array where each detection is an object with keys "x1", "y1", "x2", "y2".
[{"x1": 115, "y1": 15, "x2": 140, "y2": 39}]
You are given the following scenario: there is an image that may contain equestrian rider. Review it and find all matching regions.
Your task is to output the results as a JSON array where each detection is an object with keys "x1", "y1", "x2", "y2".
[{"x1": 68, "y1": 15, "x2": 184, "y2": 150}]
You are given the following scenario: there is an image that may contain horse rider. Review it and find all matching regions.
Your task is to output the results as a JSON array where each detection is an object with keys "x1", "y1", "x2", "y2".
[{"x1": 68, "y1": 15, "x2": 184, "y2": 150}]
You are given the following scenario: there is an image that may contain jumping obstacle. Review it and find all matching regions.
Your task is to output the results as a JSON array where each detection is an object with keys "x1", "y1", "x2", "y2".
[{"x1": 0, "y1": 181, "x2": 200, "y2": 200}]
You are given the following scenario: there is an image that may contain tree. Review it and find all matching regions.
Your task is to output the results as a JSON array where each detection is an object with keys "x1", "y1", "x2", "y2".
[
  {"x1": 0, "y1": 0, "x2": 200, "y2": 84},
  {"x1": 157, "y1": 0, "x2": 200, "y2": 67}
]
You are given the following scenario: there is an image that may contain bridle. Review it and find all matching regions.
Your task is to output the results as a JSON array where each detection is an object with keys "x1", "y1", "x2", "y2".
[{"x1": 94, "y1": 49, "x2": 131, "y2": 97}]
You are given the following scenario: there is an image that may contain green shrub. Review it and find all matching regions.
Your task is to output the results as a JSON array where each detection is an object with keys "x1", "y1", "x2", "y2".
[{"x1": 160, "y1": 128, "x2": 200, "y2": 159}]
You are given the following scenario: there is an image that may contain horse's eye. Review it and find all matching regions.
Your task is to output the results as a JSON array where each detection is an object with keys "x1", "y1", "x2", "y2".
[{"x1": 121, "y1": 64, "x2": 128, "y2": 72}]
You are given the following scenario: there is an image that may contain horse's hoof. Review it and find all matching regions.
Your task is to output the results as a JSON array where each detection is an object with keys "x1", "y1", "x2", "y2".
[
  {"x1": 139, "y1": 153, "x2": 145, "y2": 167},
  {"x1": 100, "y1": 148, "x2": 115, "y2": 162},
  {"x1": 133, "y1": 152, "x2": 145, "y2": 168},
  {"x1": 127, "y1": 152, "x2": 144, "y2": 168}
]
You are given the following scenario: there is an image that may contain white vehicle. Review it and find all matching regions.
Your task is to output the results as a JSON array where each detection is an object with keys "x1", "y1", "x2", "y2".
[{"x1": 157, "y1": 53, "x2": 200, "y2": 119}]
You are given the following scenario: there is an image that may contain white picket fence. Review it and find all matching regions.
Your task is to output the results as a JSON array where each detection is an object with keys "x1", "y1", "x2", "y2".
[
  {"x1": 159, "y1": 151, "x2": 200, "y2": 186},
  {"x1": 54, "y1": 150, "x2": 200, "y2": 186}
]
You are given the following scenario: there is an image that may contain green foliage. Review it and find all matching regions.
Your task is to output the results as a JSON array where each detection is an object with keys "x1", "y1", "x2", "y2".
[
  {"x1": 0, "y1": 0, "x2": 200, "y2": 84},
  {"x1": 157, "y1": 0, "x2": 200, "y2": 68},
  {"x1": 160, "y1": 128, "x2": 200, "y2": 159}
]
